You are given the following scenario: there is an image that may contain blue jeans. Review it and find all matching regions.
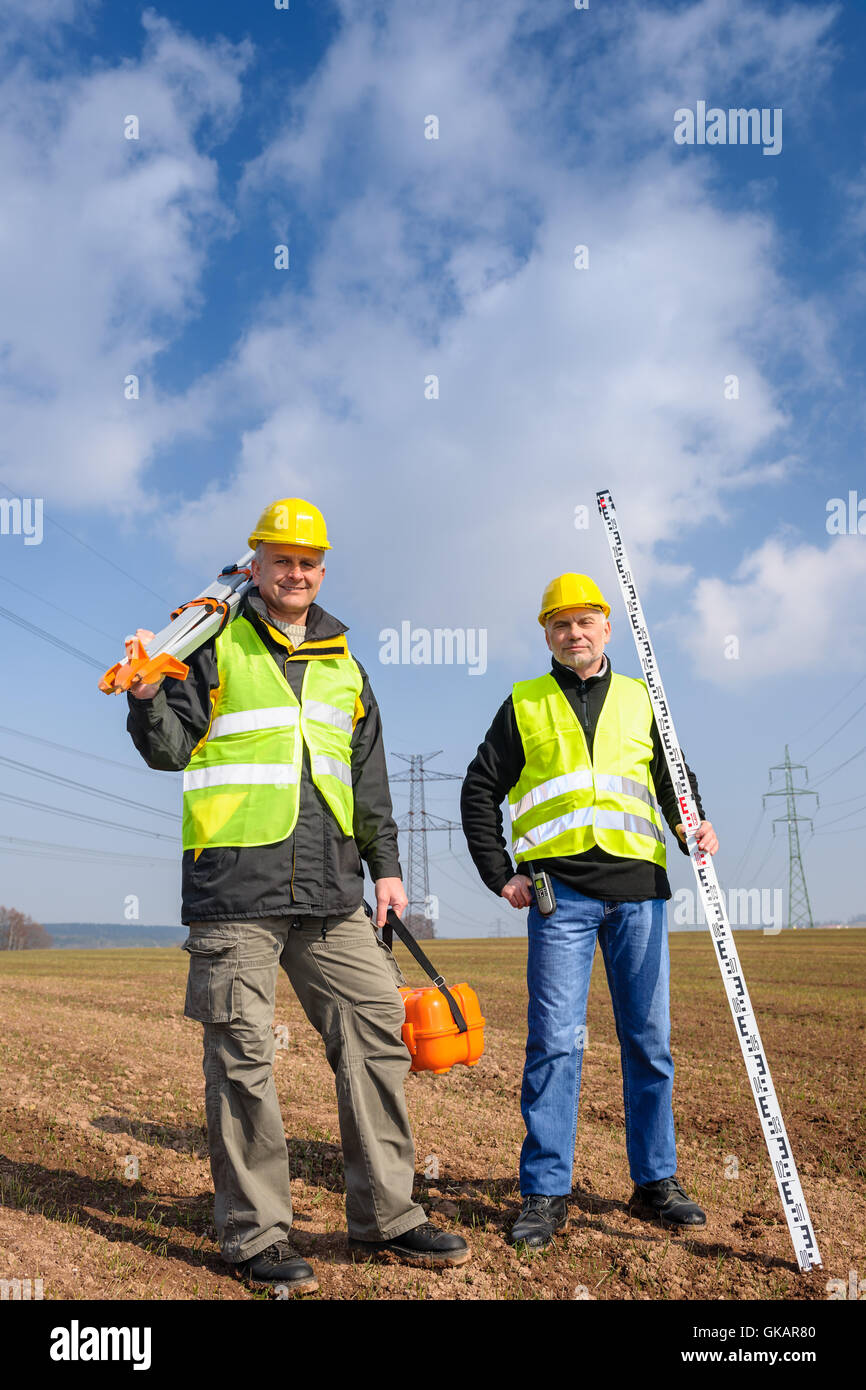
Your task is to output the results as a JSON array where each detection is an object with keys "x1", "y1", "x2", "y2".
[{"x1": 520, "y1": 878, "x2": 677, "y2": 1194}]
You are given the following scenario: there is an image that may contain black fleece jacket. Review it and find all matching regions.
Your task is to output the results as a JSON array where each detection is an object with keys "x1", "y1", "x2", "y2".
[
  {"x1": 460, "y1": 654, "x2": 706, "y2": 903},
  {"x1": 125, "y1": 591, "x2": 402, "y2": 923}
]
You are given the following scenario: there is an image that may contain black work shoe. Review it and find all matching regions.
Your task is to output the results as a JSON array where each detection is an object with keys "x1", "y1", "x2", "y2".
[
  {"x1": 629, "y1": 1176, "x2": 706, "y2": 1227},
  {"x1": 349, "y1": 1221, "x2": 471, "y2": 1268},
  {"x1": 508, "y1": 1194, "x2": 569, "y2": 1248},
  {"x1": 230, "y1": 1240, "x2": 319, "y2": 1293}
]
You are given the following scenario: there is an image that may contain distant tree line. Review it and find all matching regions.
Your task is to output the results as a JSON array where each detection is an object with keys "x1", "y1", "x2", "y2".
[{"x1": 0, "y1": 905, "x2": 54, "y2": 950}]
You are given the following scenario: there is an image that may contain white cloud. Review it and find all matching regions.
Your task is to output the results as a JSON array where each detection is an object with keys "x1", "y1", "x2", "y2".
[
  {"x1": 2, "y1": 0, "x2": 851, "y2": 681},
  {"x1": 0, "y1": 10, "x2": 250, "y2": 507},
  {"x1": 162, "y1": 1, "x2": 839, "y2": 663},
  {"x1": 588, "y1": 0, "x2": 840, "y2": 140},
  {"x1": 0, "y1": 0, "x2": 98, "y2": 51},
  {"x1": 683, "y1": 533, "x2": 866, "y2": 681}
]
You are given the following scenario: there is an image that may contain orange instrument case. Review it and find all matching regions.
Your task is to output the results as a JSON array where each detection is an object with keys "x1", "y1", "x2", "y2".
[
  {"x1": 399, "y1": 981, "x2": 485, "y2": 1074},
  {"x1": 378, "y1": 907, "x2": 486, "y2": 1075}
]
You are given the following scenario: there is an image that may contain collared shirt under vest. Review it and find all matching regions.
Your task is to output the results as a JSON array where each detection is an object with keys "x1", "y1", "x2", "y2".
[
  {"x1": 181, "y1": 614, "x2": 363, "y2": 851},
  {"x1": 508, "y1": 670, "x2": 667, "y2": 868}
]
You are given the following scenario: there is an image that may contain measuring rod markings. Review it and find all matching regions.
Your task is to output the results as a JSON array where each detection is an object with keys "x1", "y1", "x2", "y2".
[{"x1": 595, "y1": 489, "x2": 820, "y2": 1273}]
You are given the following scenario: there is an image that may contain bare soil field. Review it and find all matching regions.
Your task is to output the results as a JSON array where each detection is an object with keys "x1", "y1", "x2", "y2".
[{"x1": 1, "y1": 929, "x2": 862, "y2": 1301}]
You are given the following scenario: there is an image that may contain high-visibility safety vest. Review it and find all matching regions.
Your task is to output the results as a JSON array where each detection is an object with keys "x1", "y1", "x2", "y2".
[
  {"x1": 182, "y1": 616, "x2": 363, "y2": 850},
  {"x1": 508, "y1": 672, "x2": 667, "y2": 868}
]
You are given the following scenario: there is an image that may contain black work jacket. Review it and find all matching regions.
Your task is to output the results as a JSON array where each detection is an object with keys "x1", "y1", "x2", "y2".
[
  {"x1": 460, "y1": 655, "x2": 706, "y2": 903},
  {"x1": 126, "y1": 591, "x2": 401, "y2": 923}
]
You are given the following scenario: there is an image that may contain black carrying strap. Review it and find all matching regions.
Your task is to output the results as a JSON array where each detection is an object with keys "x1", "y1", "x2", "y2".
[{"x1": 373, "y1": 905, "x2": 468, "y2": 1034}]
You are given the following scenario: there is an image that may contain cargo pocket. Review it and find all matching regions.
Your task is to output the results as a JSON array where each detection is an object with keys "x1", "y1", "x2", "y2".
[
  {"x1": 182, "y1": 928, "x2": 239, "y2": 1023},
  {"x1": 374, "y1": 934, "x2": 407, "y2": 989}
]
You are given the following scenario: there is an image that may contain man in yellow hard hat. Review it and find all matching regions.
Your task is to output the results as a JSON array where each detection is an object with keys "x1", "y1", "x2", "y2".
[
  {"x1": 126, "y1": 498, "x2": 469, "y2": 1290},
  {"x1": 461, "y1": 573, "x2": 718, "y2": 1249}
]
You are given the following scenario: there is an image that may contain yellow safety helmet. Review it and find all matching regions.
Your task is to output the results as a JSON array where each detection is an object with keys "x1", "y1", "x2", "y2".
[
  {"x1": 248, "y1": 498, "x2": 331, "y2": 552},
  {"x1": 538, "y1": 573, "x2": 610, "y2": 626}
]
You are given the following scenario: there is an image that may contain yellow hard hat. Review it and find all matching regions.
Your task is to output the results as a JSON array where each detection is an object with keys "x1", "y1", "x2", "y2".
[
  {"x1": 538, "y1": 573, "x2": 610, "y2": 625},
  {"x1": 248, "y1": 498, "x2": 331, "y2": 552}
]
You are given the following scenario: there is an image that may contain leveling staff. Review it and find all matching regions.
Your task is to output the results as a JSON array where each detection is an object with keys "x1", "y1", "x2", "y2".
[
  {"x1": 126, "y1": 498, "x2": 469, "y2": 1291},
  {"x1": 461, "y1": 574, "x2": 719, "y2": 1249}
]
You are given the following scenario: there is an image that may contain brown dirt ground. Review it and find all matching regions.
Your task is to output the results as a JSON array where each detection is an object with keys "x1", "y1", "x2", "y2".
[{"x1": 0, "y1": 930, "x2": 862, "y2": 1301}]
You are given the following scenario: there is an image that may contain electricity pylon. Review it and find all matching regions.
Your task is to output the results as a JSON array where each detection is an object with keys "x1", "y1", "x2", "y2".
[
  {"x1": 763, "y1": 745, "x2": 818, "y2": 931},
  {"x1": 390, "y1": 751, "x2": 461, "y2": 938}
]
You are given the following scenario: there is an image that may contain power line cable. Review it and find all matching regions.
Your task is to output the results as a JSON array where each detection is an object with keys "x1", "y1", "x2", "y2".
[
  {"x1": 430, "y1": 848, "x2": 488, "y2": 894},
  {"x1": 430, "y1": 898, "x2": 487, "y2": 933},
  {"x1": 0, "y1": 603, "x2": 104, "y2": 669},
  {"x1": 0, "y1": 834, "x2": 175, "y2": 865},
  {"x1": 0, "y1": 791, "x2": 178, "y2": 841},
  {"x1": 811, "y1": 804, "x2": 866, "y2": 830},
  {"x1": 0, "y1": 477, "x2": 171, "y2": 606},
  {"x1": 789, "y1": 673, "x2": 866, "y2": 747},
  {"x1": 0, "y1": 725, "x2": 168, "y2": 779},
  {"x1": 810, "y1": 743, "x2": 866, "y2": 789},
  {"x1": 744, "y1": 838, "x2": 784, "y2": 886},
  {"x1": 47, "y1": 515, "x2": 172, "y2": 605},
  {"x1": 428, "y1": 890, "x2": 485, "y2": 931},
  {"x1": 0, "y1": 754, "x2": 180, "y2": 821},
  {"x1": 802, "y1": 699, "x2": 866, "y2": 763},
  {"x1": 0, "y1": 571, "x2": 118, "y2": 643},
  {"x1": 419, "y1": 860, "x2": 488, "y2": 927},
  {"x1": 426, "y1": 857, "x2": 504, "y2": 927},
  {"x1": 731, "y1": 805, "x2": 767, "y2": 883}
]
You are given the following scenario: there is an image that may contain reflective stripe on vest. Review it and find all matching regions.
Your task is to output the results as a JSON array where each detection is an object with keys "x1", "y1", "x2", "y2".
[
  {"x1": 303, "y1": 699, "x2": 353, "y2": 735},
  {"x1": 210, "y1": 706, "x2": 299, "y2": 739},
  {"x1": 184, "y1": 764, "x2": 300, "y2": 791},
  {"x1": 508, "y1": 672, "x2": 666, "y2": 868},
  {"x1": 182, "y1": 615, "x2": 363, "y2": 850},
  {"x1": 311, "y1": 753, "x2": 352, "y2": 785}
]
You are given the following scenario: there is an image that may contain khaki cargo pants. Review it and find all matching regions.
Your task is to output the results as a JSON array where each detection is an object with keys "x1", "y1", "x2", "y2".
[{"x1": 181, "y1": 905, "x2": 427, "y2": 1262}]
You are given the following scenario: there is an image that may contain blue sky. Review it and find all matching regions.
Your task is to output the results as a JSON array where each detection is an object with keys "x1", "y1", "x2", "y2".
[{"x1": 1, "y1": 0, "x2": 865, "y2": 934}]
